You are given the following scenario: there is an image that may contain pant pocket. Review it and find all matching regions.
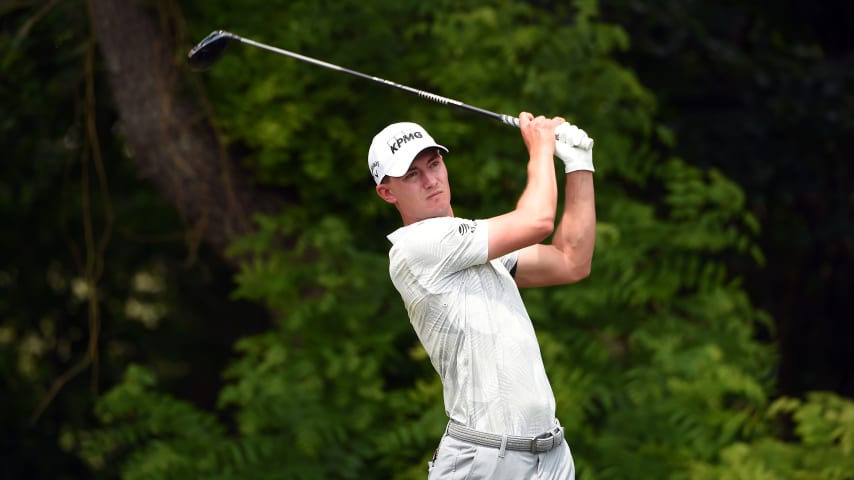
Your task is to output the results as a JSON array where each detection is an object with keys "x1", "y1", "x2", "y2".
[
  {"x1": 429, "y1": 435, "x2": 478, "y2": 480},
  {"x1": 427, "y1": 445, "x2": 439, "y2": 473}
]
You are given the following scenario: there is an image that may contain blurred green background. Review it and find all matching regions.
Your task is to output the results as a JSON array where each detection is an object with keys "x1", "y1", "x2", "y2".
[{"x1": 2, "y1": 0, "x2": 852, "y2": 478}]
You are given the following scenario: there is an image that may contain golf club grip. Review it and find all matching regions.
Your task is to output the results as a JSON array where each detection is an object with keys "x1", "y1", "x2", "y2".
[
  {"x1": 499, "y1": 115, "x2": 594, "y2": 150},
  {"x1": 489, "y1": 112, "x2": 593, "y2": 150},
  {"x1": 499, "y1": 114, "x2": 520, "y2": 128}
]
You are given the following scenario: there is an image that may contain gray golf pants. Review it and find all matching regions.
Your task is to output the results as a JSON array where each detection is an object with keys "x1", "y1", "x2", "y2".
[{"x1": 427, "y1": 433, "x2": 575, "y2": 480}]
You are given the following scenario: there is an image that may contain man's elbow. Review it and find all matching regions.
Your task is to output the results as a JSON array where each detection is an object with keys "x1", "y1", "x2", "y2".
[
  {"x1": 530, "y1": 214, "x2": 555, "y2": 242},
  {"x1": 565, "y1": 261, "x2": 592, "y2": 283},
  {"x1": 573, "y1": 263, "x2": 592, "y2": 282}
]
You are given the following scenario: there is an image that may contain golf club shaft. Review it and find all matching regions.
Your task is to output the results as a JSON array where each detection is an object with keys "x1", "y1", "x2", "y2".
[
  {"x1": 233, "y1": 34, "x2": 521, "y2": 128},
  {"x1": 190, "y1": 30, "x2": 592, "y2": 150}
]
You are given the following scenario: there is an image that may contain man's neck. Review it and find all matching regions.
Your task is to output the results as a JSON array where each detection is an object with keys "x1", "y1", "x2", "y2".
[{"x1": 401, "y1": 210, "x2": 455, "y2": 226}]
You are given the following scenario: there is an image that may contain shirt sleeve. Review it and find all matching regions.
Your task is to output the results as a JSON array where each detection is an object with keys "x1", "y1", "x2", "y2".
[
  {"x1": 397, "y1": 217, "x2": 489, "y2": 274},
  {"x1": 499, "y1": 250, "x2": 520, "y2": 277}
]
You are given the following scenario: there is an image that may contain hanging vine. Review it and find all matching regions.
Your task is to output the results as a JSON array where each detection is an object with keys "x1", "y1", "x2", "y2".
[{"x1": 31, "y1": 0, "x2": 113, "y2": 423}]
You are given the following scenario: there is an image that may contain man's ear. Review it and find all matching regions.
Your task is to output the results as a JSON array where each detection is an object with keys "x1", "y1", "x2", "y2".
[{"x1": 375, "y1": 184, "x2": 396, "y2": 204}]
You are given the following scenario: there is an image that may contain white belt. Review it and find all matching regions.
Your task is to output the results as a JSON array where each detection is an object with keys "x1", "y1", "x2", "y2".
[{"x1": 446, "y1": 421, "x2": 565, "y2": 454}]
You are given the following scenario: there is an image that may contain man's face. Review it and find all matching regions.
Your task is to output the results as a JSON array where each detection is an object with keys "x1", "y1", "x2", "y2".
[{"x1": 376, "y1": 148, "x2": 452, "y2": 224}]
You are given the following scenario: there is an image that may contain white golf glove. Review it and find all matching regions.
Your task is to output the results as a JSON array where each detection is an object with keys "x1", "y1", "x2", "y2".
[{"x1": 555, "y1": 122, "x2": 594, "y2": 173}]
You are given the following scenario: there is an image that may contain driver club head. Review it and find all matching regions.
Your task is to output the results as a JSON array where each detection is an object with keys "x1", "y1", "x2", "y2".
[{"x1": 187, "y1": 30, "x2": 239, "y2": 70}]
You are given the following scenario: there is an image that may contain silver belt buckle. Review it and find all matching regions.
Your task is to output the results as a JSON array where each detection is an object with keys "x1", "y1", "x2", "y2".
[
  {"x1": 553, "y1": 426, "x2": 564, "y2": 447},
  {"x1": 532, "y1": 426, "x2": 561, "y2": 453}
]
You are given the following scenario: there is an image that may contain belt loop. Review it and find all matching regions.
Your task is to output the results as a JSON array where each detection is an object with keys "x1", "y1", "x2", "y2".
[{"x1": 498, "y1": 434, "x2": 508, "y2": 458}]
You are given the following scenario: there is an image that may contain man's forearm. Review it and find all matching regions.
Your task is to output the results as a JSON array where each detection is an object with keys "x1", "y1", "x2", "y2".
[
  {"x1": 553, "y1": 171, "x2": 596, "y2": 266},
  {"x1": 516, "y1": 149, "x2": 558, "y2": 225}
]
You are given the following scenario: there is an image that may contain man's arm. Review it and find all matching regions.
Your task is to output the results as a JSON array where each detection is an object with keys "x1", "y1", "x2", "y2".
[
  {"x1": 486, "y1": 112, "x2": 565, "y2": 260},
  {"x1": 513, "y1": 170, "x2": 596, "y2": 288}
]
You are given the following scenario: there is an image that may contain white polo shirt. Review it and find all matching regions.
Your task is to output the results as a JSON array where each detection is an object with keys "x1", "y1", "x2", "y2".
[{"x1": 387, "y1": 216, "x2": 556, "y2": 436}]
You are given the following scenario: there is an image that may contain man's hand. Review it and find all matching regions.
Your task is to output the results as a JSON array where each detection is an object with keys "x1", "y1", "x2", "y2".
[
  {"x1": 485, "y1": 112, "x2": 565, "y2": 260},
  {"x1": 555, "y1": 122, "x2": 595, "y2": 173},
  {"x1": 519, "y1": 112, "x2": 566, "y2": 160}
]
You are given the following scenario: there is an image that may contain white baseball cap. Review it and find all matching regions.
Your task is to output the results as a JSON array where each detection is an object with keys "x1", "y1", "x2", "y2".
[{"x1": 368, "y1": 122, "x2": 448, "y2": 185}]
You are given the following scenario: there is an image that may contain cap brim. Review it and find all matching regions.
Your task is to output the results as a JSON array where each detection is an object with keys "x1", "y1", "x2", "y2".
[{"x1": 384, "y1": 144, "x2": 448, "y2": 178}]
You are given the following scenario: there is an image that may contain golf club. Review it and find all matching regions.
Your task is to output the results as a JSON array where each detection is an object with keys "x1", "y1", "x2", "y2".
[{"x1": 187, "y1": 30, "x2": 593, "y2": 150}]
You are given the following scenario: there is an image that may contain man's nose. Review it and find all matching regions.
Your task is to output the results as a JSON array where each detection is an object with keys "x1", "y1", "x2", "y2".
[{"x1": 422, "y1": 171, "x2": 438, "y2": 188}]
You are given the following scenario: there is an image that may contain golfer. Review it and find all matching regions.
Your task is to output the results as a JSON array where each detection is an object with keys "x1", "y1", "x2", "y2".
[{"x1": 369, "y1": 112, "x2": 596, "y2": 479}]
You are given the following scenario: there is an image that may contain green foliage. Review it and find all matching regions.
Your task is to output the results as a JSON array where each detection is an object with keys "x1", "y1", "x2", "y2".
[
  {"x1": 80, "y1": 364, "x2": 356, "y2": 479},
  {"x1": 690, "y1": 392, "x2": 854, "y2": 480},
  {"x1": 0, "y1": 2, "x2": 272, "y2": 477},
  {"x1": 598, "y1": 0, "x2": 854, "y2": 400},
  {"x1": 72, "y1": 0, "x2": 851, "y2": 479},
  {"x1": 80, "y1": 365, "x2": 227, "y2": 478}
]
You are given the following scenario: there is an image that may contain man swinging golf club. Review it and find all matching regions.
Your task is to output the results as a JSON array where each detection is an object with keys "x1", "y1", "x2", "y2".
[{"x1": 370, "y1": 112, "x2": 596, "y2": 479}]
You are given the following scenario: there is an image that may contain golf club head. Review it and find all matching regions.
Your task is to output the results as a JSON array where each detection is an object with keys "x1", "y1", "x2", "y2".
[{"x1": 187, "y1": 30, "x2": 238, "y2": 70}]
